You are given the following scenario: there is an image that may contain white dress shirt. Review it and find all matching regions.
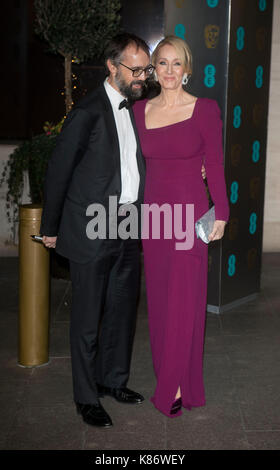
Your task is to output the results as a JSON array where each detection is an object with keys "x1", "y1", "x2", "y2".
[{"x1": 104, "y1": 78, "x2": 140, "y2": 204}]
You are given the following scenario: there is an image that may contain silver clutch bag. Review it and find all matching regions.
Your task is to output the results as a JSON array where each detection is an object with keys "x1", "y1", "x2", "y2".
[{"x1": 195, "y1": 205, "x2": 215, "y2": 244}]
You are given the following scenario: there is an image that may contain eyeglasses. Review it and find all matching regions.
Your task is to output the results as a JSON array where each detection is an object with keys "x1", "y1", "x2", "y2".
[{"x1": 119, "y1": 62, "x2": 155, "y2": 77}]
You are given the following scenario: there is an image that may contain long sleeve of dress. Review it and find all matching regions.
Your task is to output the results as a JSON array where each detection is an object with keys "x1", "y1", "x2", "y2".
[{"x1": 198, "y1": 99, "x2": 230, "y2": 222}]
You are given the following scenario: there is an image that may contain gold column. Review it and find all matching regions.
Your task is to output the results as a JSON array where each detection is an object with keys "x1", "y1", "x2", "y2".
[{"x1": 18, "y1": 204, "x2": 50, "y2": 367}]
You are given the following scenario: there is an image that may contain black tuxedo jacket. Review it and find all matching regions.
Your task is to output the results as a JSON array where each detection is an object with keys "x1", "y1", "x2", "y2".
[{"x1": 40, "y1": 84, "x2": 146, "y2": 263}]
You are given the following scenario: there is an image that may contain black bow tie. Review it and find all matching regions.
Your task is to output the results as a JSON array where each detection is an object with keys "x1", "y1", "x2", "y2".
[{"x1": 119, "y1": 99, "x2": 132, "y2": 110}]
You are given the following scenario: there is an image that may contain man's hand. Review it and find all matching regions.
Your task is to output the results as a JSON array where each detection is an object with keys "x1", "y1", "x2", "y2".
[
  {"x1": 201, "y1": 164, "x2": 206, "y2": 180},
  {"x1": 208, "y1": 220, "x2": 227, "y2": 242},
  {"x1": 42, "y1": 236, "x2": 57, "y2": 249}
]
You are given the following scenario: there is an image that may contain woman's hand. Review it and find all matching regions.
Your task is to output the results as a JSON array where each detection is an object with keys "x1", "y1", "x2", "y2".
[
  {"x1": 42, "y1": 236, "x2": 57, "y2": 248},
  {"x1": 208, "y1": 220, "x2": 227, "y2": 242}
]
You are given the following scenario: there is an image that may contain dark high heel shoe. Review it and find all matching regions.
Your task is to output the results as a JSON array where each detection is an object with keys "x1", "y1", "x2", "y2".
[{"x1": 170, "y1": 397, "x2": 182, "y2": 415}]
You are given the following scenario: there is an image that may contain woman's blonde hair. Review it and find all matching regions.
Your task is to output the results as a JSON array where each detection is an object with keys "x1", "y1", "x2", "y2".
[{"x1": 151, "y1": 35, "x2": 193, "y2": 76}]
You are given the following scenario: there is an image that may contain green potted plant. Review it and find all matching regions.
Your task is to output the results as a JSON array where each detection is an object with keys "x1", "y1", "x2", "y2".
[
  {"x1": 0, "y1": 120, "x2": 63, "y2": 234},
  {"x1": 1, "y1": 0, "x2": 122, "y2": 275},
  {"x1": 0, "y1": 119, "x2": 71, "y2": 277},
  {"x1": 2, "y1": 0, "x2": 122, "y2": 223},
  {"x1": 34, "y1": 0, "x2": 122, "y2": 113}
]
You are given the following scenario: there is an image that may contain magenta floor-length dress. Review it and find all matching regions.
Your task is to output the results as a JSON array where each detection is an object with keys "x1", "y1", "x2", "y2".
[{"x1": 133, "y1": 97, "x2": 230, "y2": 418}]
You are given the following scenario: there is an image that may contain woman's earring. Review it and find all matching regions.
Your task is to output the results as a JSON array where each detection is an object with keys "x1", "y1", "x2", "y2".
[
  {"x1": 153, "y1": 70, "x2": 158, "y2": 81},
  {"x1": 182, "y1": 73, "x2": 189, "y2": 85}
]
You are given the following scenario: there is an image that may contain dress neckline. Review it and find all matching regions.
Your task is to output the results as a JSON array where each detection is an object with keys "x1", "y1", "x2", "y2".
[{"x1": 144, "y1": 97, "x2": 200, "y2": 130}]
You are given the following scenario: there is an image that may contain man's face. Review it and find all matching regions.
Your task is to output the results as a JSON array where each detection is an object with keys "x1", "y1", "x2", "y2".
[{"x1": 110, "y1": 44, "x2": 150, "y2": 99}]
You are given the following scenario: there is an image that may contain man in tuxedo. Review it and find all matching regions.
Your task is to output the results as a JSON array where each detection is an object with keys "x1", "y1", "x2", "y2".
[{"x1": 40, "y1": 33, "x2": 153, "y2": 427}]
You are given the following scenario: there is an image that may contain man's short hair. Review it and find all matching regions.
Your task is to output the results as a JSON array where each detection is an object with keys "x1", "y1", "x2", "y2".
[{"x1": 104, "y1": 32, "x2": 150, "y2": 73}]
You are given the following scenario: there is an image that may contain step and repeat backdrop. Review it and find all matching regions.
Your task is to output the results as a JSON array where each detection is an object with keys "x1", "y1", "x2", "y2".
[{"x1": 164, "y1": 0, "x2": 273, "y2": 312}]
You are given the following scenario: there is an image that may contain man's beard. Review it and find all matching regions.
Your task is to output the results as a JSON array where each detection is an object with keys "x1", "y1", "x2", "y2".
[{"x1": 115, "y1": 70, "x2": 147, "y2": 100}]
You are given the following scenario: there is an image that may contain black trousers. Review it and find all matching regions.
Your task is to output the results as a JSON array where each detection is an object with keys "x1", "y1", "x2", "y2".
[{"x1": 69, "y1": 237, "x2": 141, "y2": 405}]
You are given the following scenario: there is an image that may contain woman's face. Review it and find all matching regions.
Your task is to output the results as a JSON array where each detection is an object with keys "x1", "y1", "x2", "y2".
[{"x1": 155, "y1": 44, "x2": 185, "y2": 90}]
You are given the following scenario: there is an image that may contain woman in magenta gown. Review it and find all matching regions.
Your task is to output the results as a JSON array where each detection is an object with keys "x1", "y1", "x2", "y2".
[{"x1": 133, "y1": 36, "x2": 229, "y2": 418}]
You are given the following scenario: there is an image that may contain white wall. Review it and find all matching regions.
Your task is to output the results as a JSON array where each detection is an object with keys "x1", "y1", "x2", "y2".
[
  {"x1": 0, "y1": 145, "x2": 31, "y2": 256},
  {"x1": 0, "y1": 145, "x2": 18, "y2": 256}
]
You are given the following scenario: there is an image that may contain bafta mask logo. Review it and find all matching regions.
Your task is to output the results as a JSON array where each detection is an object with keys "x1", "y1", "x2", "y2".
[
  {"x1": 247, "y1": 248, "x2": 257, "y2": 270},
  {"x1": 256, "y1": 26, "x2": 266, "y2": 51},
  {"x1": 250, "y1": 176, "x2": 261, "y2": 199},
  {"x1": 207, "y1": 0, "x2": 219, "y2": 7},
  {"x1": 253, "y1": 104, "x2": 264, "y2": 127},
  {"x1": 175, "y1": 23, "x2": 186, "y2": 40},
  {"x1": 231, "y1": 144, "x2": 242, "y2": 167},
  {"x1": 175, "y1": 0, "x2": 185, "y2": 7},
  {"x1": 234, "y1": 65, "x2": 246, "y2": 91},
  {"x1": 228, "y1": 218, "x2": 239, "y2": 240},
  {"x1": 204, "y1": 25, "x2": 220, "y2": 49}
]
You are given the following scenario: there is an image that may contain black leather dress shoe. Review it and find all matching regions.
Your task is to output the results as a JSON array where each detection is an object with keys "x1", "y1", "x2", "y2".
[
  {"x1": 76, "y1": 401, "x2": 113, "y2": 427},
  {"x1": 97, "y1": 384, "x2": 144, "y2": 404}
]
